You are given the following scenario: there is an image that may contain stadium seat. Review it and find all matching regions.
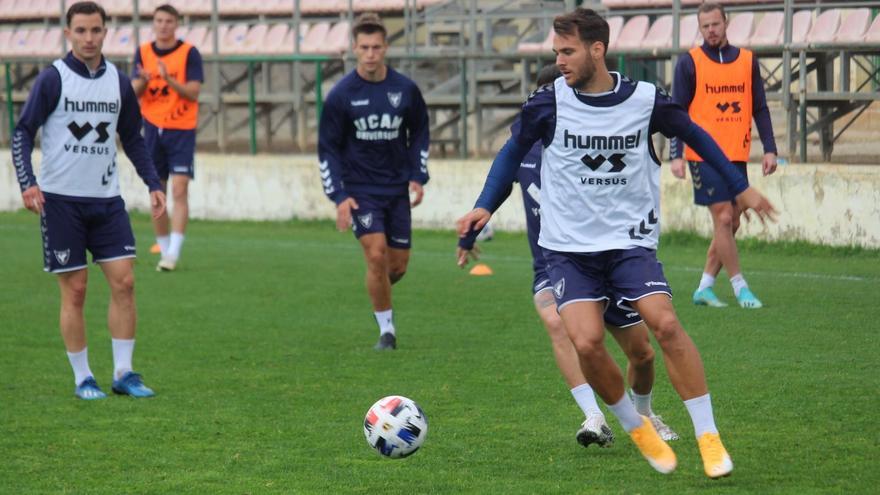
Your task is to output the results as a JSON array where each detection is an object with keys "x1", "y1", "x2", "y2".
[
  {"x1": 834, "y1": 9, "x2": 871, "y2": 44},
  {"x1": 517, "y1": 29, "x2": 553, "y2": 54},
  {"x1": 236, "y1": 23, "x2": 270, "y2": 55},
  {"x1": 220, "y1": 23, "x2": 249, "y2": 54},
  {"x1": 0, "y1": 29, "x2": 15, "y2": 56},
  {"x1": 34, "y1": 0, "x2": 62, "y2": 18},
  {"x1": 300, "y1": 22, "x2": 330, "y2": 53},
  {"x1": 678, "y1": 14, "x2": 699, "y2": 48},
  {"x1": 198, "y1": 25, "x2": 230, "y2": 55},
  {"x1": 865, "y1": 12, "x2": 880, "y2": 43},
  {"x1": 607, "y1": 16, "x2": 624, "y2": 49},
  {"x1": 36, "y1": 27, "x2": 66, "y2": 57},
  {"x1": 5, "y1": 28, "x2": 42, "y2": 57},
  {"x1": 806, "y1": 9, "x2": 841, "y2": 44},
  {"x1": 105, "y1": 26, "x2": 133, "y2": 57},
  {"x1": 726, "y1": 12, "x2": 754, "y2": 47},
  {"x1": 748, "y1": 11, "x2": 784, "y2": 46},
  {"x1": 300, "y1": 0, "x2": 346, "y2": 15},
  {"x1": 185, "y1": 25, "x2": 209, "y2": 50},
  {"x1": 314, "y1": 21, "x2": 351, "y2": 55},
  {"x1": 138, "y1": 0, "x2": 160, "y2": 17},
  {"x1": 791, "y1": 10, "x2": 813, "y2": 44},
  {"x1": 642, "y1": 15, "x2": 672, "y2": 50},
  {"x1": 180, "y1": 0, "x2": 213, "y2": 17},
  {"x1": 259, "y1": 23, "x2": 290, "y2": 54},
  {"x1": 613, "y1": 15, "x2": 649, "y2": 51},
  {"x1": 103, "y1": 0, "x2": 135, "y2": 17}
]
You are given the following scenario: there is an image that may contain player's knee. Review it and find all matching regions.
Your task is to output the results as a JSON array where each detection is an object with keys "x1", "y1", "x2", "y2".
[
  {"x1": 110, "y1": 272, "x2": 136, "y2": 296},
  {"x1": 389, "y1": 270, "x2": 406, "y2": 284},
  {"x1": 64, "y1": 282, "x2": 88, "y2": 308},
  {"x1": 570, "y1": 333, "x2": 604, "y2": 359},
  {"x1": 629, "y1": 341, "x2": 655, "y2": 368},
  {"x1": 545, "y1": 316, "x2": 568, "y2": 343},
  {"x1": 364, "y1": 248, "x2": 387, "y2": 268},
  {"x1": 650, "y1": 314, "x2": 683, "y2": 345},
  {"x1": 713, "y1": 209, "x2": 734, "y2": 230}
]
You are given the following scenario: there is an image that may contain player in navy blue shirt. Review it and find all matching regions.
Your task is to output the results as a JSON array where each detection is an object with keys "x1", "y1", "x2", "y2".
[
  {"x1": 457, "y1": 9, "x2": 776, "y2": 477},
  {"x1": 457, "y1": 65, "x2": 680, "y2": 448},
  {"x1": 318, "y1": 13, "x2": 430, "y2": 351},
  {"x1": 132, "y1": 3, "x2": 204, "y2": 271},
  {"x1": 11, "y1": 2, "x2": 165, "y2": 400},
  {"x1": 670, "y1": 2, "x2": 778, "y2": 309}
]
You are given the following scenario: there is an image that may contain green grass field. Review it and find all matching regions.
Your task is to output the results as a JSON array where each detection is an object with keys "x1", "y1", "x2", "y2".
[{"x1": 1, "y1": 210, "x2": 878, "y2": 494}]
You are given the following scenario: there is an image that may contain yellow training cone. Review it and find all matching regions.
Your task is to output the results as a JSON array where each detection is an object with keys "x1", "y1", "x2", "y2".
[{"x1": 469, "y1": 263, "x2": 493, "y2": 276}]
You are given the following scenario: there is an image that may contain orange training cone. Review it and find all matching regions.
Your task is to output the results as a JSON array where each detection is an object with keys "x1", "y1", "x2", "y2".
[{"x1": 469, "y1": 263, "x2": 493, "y2": 276}]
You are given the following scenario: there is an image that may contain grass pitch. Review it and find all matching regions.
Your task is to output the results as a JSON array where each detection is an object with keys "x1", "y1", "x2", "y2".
[{"x1": 1, "y1": 210, "x2": 878, "y2": 494}]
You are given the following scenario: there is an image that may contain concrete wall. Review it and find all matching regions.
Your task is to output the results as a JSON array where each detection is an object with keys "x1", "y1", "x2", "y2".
[{"x1": 2, "y1": 151, "x2": 879, "y2": 248}]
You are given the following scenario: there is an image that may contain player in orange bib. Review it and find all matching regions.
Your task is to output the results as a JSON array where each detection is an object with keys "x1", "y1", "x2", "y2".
[
  {"x1": 132, "y1": 3, "x2": 203, "y2": 272},
  {"x1": 670, "y1": 2, "x2": 777, "y2": 309}
]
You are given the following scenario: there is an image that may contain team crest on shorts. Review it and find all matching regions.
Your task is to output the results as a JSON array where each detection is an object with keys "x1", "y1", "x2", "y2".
[
  {"x1": 553, "y1": 278, "x2": 566, "y2": 299},
  {"x1": 358, "y1": 213, "x2": 373, "y2": 229},
  {"x1": 53, "y1": 249, "x2": 71, "y2": 266},
  {"x1": 387, "y1": 92, "x2": 402, "y2": 108}
]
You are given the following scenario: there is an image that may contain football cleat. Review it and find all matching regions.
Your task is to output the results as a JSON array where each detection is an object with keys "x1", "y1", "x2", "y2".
[
  {"x1": 629, "y1": 416, "x2": 677, "y2": 474},
  {"x1": 697, "y1": 432, "x2": 733, "y2": 478},
  {"x1": 75, "y1": 376, "x2": 107, "y2": 400},
  {"x1": 693, "y1": 287, "x2": 727, "y2": 307},
  {"x1": 374, "y1": 333, "x2": 397, "y2": 351},
  {"x1": 576, "y1": 413, "x2": 614, "y2": 448},
  {"x1": 648, "y1": 414, "x2": 679, "y2": 441},
  {"x1": 156, "y1": 257, "x2": 177, "y2": 272},
  {"x1": 736, "y1": 287, "x2": 763, "y2": 309},
  {"x1": 112, "y1": 371, "x2": 155, "y2": 398}
]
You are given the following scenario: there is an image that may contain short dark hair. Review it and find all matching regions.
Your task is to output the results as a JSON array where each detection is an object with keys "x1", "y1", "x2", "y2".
[
  {"x1": 536, "y1": 64, "x2": 561, "y2": 87},
  {"x1": 553, "y1": 8, "x2": 610, "y2": 54},
  {"x1": 154, "y1": 4, "x2": 181, "y2": 19},
  {"x1": 698, "y1": 2, "x2": 727, "y2": 21},
  {"x1": 352, "y1": 12, "x2": 387, "y2": 40},
  {"x1": 66, "y1": 1, "x2": 107, "y2": 26}
]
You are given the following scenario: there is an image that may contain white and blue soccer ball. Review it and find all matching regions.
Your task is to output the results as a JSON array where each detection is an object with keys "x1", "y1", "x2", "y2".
[
  {"x1": 476, "y1": 222, "x2": 495, "y2": 242},
  {"x1": 363, "y1": 395, "x2": 428, "y2": 458}
]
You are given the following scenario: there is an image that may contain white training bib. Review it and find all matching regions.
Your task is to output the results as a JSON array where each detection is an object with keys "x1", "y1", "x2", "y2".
[
  {"x1": 538, "y1": 76, "x2": 662, "y2": 252},
  {"x1": 40, "y1": 59, "x2": 121, "y2": 198}
]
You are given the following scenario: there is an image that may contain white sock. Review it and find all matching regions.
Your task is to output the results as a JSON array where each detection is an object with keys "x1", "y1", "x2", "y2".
[
  {"x1": 607, "y1": 392, "x2": 644, "y2": 433},
  {"x1": 683, "y1": 393, "x2": 719, "y2": 437},
  {"x1": 632, "y1": 390, "x2": 654, "y2": 416},
  {"x1": 698, "y1": 272, "x2": 715, "y2": 291},
  {"x1": 156, "y1": 235, "x2": 170, "y2": 257},
  {"x1": 374, "y1": 309, "x2": 395, "y2": 336},
  {"x1": 67, "y1": 347, "x2": 94, "y2": 385},
  {"x1": 730, "y1": 273, "x2": 748, "y2": 297},
  {"x1": 570, "y1": 383, "x2": 602, "y2": 417},
  {"x1": 167, "y1": 232, "x2": 185, "y2": 261},
  {"x1": 111, "y1": 338, "x2": 135, "y2": 380}
]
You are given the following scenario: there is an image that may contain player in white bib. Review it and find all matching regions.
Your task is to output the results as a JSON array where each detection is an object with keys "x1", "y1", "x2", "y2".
[
  {"x1": 457, "y1": 9, "x2": 776, "y2": 478},
  {"x1": 12, "y1": 2, "x2": 166, "y2": 400}
]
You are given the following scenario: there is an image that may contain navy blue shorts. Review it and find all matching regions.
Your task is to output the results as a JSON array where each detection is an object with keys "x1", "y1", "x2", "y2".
[
  {"x1": 41, "y1": 195, "x2": 136, "y2": 273},
  {"x1": 143, "y1": 121, "x2": 196, "y2": 180},
  {"x1": 533, "y1": 260, "x2": 643, "y2": 328},
  {"x1": 350, "y1": 193, "x2": 412, "y2": 249},
  {"x1": 542, "y1": 247, "x2": 672, "y2": 312},
  {"x1": 688, "y1": 161, "x2": 748, "y2": 206}
]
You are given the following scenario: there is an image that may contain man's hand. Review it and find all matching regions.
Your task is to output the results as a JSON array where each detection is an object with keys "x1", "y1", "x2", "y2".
[
  {"x1": 456, "y1": 208, "x2": 492, "y2": 238},
  {"x1": 456, "y1": 244, "x2": 481, "y2": 268},
  {"x1": 21, "y1": 185, "x2": 45, "y2": 214},
  {"x1": 409, "y1": 181, "x2": 424, "y2": 207},
  {"x1": 157, "y1": 60, "x2": 169, "y2": 81},
  {"x1": 136, "y1": 63, "x2": 152, "y2": 81},
  {"x1": 336, "y1": 197, "x2": 359, "y2": 232},
  {"x1": 735, "y1": 187, "x2": 777, "y2": 226},
  {"x1": 670, "y1": 158, "x2": 687, "y2": 179},
  {"x1": 150, "y1": 190, "x2": 166, "y2": 219},
  {"x1": 762, "y1": 152, "x2": 778, "y2": 176}
]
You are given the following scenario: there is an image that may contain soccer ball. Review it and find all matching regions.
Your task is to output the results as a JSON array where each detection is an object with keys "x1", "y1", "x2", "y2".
[
  {"x1": 363, "y1": 395, "x2": 428, "y2": 458},
  {"x1": 476, "y1": 222, "x2": 495, "y2": 242}
]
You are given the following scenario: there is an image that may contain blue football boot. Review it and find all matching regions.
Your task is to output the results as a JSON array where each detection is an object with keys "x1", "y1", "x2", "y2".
[
  {"x1": 692, "y1": 287, "x2": 727, "y2": 307},
  {"x1": 75, "y1": 376, "x2": 107, "y2": 400},
  {"x1": 736, "y1": 287, "x2": 763, "y2": 309},
  {"x1": 112, "y1": 371, "x2": 155, "y2": 398}
]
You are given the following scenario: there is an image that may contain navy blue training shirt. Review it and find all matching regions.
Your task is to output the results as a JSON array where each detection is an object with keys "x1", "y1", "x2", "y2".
[{"x1": 318, "y1": 67, "x2": 430, "y2": 204}]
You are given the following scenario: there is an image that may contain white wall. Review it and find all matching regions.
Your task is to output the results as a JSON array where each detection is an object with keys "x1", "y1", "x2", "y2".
[{"x1": 3, "y1": 151, "x2": 879, "y2": 247}]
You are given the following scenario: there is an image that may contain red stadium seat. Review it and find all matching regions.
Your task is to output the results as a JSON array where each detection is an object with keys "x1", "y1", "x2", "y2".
[
  {"x1": 834, "y1": 9, "x2": 871, "y2": 44},
  {"x1": 679, "y1": 13, "x2": 699, "y2": 48},
  {"x1": 748, "y1": 11, "x2": 783, "y2": 46},
  {"x1": 613, "y1": 15, "x2": 649, "y2": 51},
  {"x1": 517, "y1": 29, "x2": 554, "y2": 54},
  {"x1": 865, "y1": 12, "x2": 880, "y2": 43},
  {"x1": 726, "y1": 12, "x2": 755, "y2": 47},
  {"x1": 642, "y1": 15, "x2": 672, "y2": 50},
  {"x1": 806, "y1": 9, "x2": 841, "y2": 44},
  {"x1": 301, "y1": 22, "x2": 330, "y2": 53}
]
